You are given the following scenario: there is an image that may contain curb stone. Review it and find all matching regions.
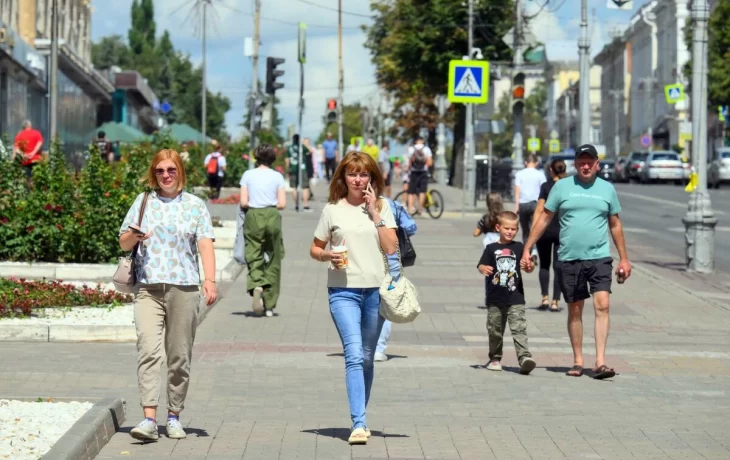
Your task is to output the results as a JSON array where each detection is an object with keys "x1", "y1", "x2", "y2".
[
  {"x1": 632, "y1": 262, "x2": 730, "y2": 313},
  {"x1": 42, "y1": 398, "x2": 126, "y2": 460}
]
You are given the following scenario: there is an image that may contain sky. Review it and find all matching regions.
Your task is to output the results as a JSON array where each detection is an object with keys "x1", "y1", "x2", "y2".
[{"x1": 90, "y1": 0, "x2": 650, "y2": 141}]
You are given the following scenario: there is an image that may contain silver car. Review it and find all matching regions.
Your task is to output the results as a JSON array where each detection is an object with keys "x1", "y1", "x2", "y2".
[
  {"x1": 640, "y1": 151, "x2": 689, "y2": 184},
  {"x1": 708, "y1": 148, "x2": 730, "y2": 188}
]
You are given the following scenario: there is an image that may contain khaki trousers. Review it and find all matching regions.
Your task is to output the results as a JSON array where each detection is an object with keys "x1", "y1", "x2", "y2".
[{"x1": 134, "y1": 284, "x2": 200, "y2": 413}]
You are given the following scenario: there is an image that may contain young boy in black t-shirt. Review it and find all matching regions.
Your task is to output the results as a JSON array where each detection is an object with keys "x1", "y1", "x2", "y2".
[{"x1": 477, "y1": 211, "x2": 537, "y2": 375}]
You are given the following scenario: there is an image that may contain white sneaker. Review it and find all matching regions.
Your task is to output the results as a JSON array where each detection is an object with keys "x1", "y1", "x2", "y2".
[
  {"x1": 374, "y1": 351, "x2": 388, "y2": 362},
  {"x1": 531, "y1": 248, "x2": 538, "y2": 265},
  {"x1": 166, "y1": 417, "x2": 187, "y2": 439},
  {"x1": 252, "y1": 287, "x2": 264, "y2": 316},
  {"x1": 486, "y1": 361, "x2": 502, "y2": 371},
  {"x1": 265, "y1": 309, "x2": 274, "y2": 317},
  {"x1": 130, "y1": 418, "x2": 159, "y2": 441}
]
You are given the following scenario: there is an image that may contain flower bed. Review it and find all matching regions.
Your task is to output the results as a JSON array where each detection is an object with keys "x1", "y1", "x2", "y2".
[
  {"x1": 0, "y1": 278, "x2": 131, "y2": 318},
  {"x1": 210, "y1": 194, "x2": 241, "y2": 204}
]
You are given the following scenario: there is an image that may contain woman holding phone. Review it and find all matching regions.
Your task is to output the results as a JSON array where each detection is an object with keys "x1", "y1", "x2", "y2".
[
  {"x1": 310, "y1": 152, "x2": 398, "y2": 445},
  {"x1": 119, "y1": 149, "x2": 217, "y2": 442}
]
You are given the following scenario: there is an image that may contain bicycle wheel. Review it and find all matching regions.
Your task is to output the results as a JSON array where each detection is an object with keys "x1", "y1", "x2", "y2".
[
  {"x1": 426, "y1": 189, "x2": 444, "y2": 219},
  {"x1": 394, "y1": 190, "x2": 407, "y2": 204}
]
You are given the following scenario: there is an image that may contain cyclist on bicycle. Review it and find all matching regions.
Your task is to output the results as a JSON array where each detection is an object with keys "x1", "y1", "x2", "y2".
[{"x1": 405, "y1": 136, "x2": 433, "y2": 216}]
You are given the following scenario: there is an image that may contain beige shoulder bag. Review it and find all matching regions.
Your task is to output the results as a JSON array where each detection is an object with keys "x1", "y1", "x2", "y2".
[
  {"x1": 112, "y1": 192, "x2": 149, "y2": 293},
  {"x1": 379, "y1": 243, "x2": 420, "y2": 324}
]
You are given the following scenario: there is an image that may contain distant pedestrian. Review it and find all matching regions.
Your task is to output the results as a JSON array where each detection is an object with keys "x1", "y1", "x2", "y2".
[
  {"x1": 514, "y1": 154, "x2": 546, "y2": 265},
  {"x1": 93, "y1": 130, "x2": 113, "y2": 163},
  {"x1": 315, "y1": 143, "x2": 325, "y2": 179},
  {"x1": 204, "y1": 146, "x2": 227, "y2": 199},
  {"x1": 310, "y1": 152, "x2": 398, "y2": 445},
  {"x1": 378, "y1": 141, "x2": 393, "y2": 198},
  {"x1": 532, "y1": 159, "x2": 568, "y2": 311},
  {"x1": 286, "y1": 134, "x2": 312, "y2": 211},
  {"x1": 346, "y1": 138, "x2": 359, "y2": 155},
  {"x1": 120, "y1": 149, "x2": 217, "y2": 441},
  {"x1": 523, "y1": 144, "x2": 632, "y2": 380},
  {"x1": 12, "y1": 120, "x2": 43, "y2": 179},
  {"x1": 477, "y1": 211, "x2": 536, "y2": 374},
  {"x1": 322, "y1": 132, "x2": 339, "y2": 180},
  {"x1": 239, "y1": 144, "x2": 287, "y2": 317},
  {"x1": 405, "y1": 137, "x2": 433, "y2": 215},
  {"x1": 362, "y1": 138, "x2": 379, "y2": 163},
  {"x1": 473, "y1": 192, "x2": 504, "y2": 249}
]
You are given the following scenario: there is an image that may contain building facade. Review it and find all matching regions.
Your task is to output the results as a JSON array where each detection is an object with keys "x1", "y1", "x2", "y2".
[
  {"x1": 0, "y1": 0, "x2": 112, "y2": 157},
  {"x1": 594, "y1": 38, "x2": 631, "y2": 157},
  {"x1": 554, "y1": 64, "x2": 603, "y2": 152}
]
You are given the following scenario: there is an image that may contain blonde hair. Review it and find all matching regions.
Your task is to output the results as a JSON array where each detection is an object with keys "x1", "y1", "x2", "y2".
[
  {"x1": 328, "y1": 152, "x2": 385, "y2": 211},
  {"x1": 142, "y1": 149, "x2": 187, "y2": 192}
]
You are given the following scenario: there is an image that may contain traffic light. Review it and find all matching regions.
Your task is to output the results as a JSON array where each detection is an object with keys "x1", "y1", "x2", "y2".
[
  {"x1": 512, "y1": 72, "x2": 526, "y2": 110},
  {"x1": 326, "y1": 98, "x2": 337, "y2": 123},
  {"x1": 265, "y1": 57, "x2": 285, "y2": 95}
]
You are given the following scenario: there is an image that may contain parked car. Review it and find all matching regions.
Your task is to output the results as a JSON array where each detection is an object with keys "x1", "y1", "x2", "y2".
[
  {"x1": 613, "y1": 157, "x2": 629, "y2": 182},
  {"x1": 639, "y1": 151, "x2": 689, "y2": 184},
  {"x1": 626, "y1": 151, "x2": 649, "y2": 182},
  {"x1": 544, "y1": 154, "x2": 576, "y2": 176},
  {"x1": 708, "y1": 147, "x2": 730, "y2": 188},
  {"x1": 599, "y1": 160, "x2": 616, "y2": 181}
]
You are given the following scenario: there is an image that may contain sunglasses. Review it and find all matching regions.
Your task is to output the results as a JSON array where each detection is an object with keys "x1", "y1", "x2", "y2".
[{"x1": 154, "y1": 167, "x2": 178, "y2": 176}]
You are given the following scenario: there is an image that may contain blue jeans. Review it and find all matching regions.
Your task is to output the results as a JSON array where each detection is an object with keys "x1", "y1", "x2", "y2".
[
  {"x1": 328, "y1": 287, "x2": 384, "y2": 430},
  {"x1": 376, "y1": 320, "x2": 392, "y2": 354}
]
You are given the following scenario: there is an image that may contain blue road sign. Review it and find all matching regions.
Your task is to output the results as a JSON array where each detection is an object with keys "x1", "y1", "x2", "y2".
[
  {"x1": 641, "y1": 134, "x2": 652, "y2": 148},
  {"x1": 161, "y1": 101, "x2": 172, "y2": 114},
  {"x1": 447, "y1": 60, "x2": 489, "y2": 104}
]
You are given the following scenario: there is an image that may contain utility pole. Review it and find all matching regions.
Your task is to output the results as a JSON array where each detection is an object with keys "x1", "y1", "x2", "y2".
[
  {"x1": 296, "y1": 22, "x2": 306, "y2": 212},
  {"x1": 248, "y1": 0, "x2": 261, "y2": 170},
  {"x1": 201, "y1": 0, "x2": 208, "y2": 148},
  {"x1": 49, "y1": 0, "x2": 59, "y2": 141},
  {"x1": 512, "y1": 0, "x2": 524, "y2": 168},
  {"x1": 434, "y1": 95, "x2": 449, "y2": 186},
  {"x1": 609, "y1": 89, "x2": 622, "y2": 158},
  {"x1": 462, "y1": 0, "x2": 476, "y2": 212},
  {"x1": 337, "y1": 0, "x2": 344, "y2": 162},
  {"x1": 682, "y1": 0, "x2": 717, "y2": 272},
  {"x1": 641, "y1": 77, "x2": 655, "y2": 152},
  {"x1": 578, "y1": 0, "x2": 591, "y2": 144}
]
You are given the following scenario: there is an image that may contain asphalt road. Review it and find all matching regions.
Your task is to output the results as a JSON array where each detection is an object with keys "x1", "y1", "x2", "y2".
[{"x1": 615, "y1": 182, "x2": 730, "y2": 272}]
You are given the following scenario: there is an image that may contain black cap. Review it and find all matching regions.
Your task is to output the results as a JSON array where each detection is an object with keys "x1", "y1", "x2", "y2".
[{"x1": 576, "y1": 144, "x2": 598, "y2": 159}]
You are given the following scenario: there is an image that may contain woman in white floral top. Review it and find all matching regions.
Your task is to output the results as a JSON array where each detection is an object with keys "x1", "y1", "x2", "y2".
[{"x1": 118, "y1": 149, "x2": 217, "y2": 442}]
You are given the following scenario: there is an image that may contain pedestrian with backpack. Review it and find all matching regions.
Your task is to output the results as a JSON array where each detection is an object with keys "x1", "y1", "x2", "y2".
[
  {"x1": 374, "y1": 197, "x2": 417, "y2": 362},
  {"x1": 204, "y1": 146, "x2": 227, "y2": 199},
  {"x1": 405, "y1": 137, "x2": 432, "y2": 216}
]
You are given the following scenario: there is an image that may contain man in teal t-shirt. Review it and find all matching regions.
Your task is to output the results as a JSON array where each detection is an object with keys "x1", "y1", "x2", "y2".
[{"x1": 523, "y1": 144, "x2": 631, "y2": 381}]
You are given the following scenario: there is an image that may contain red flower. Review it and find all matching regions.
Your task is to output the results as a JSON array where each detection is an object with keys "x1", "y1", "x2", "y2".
[
  {"x1": 44, "y1": 204, "x2": 53, "y2": 211},
  {"x1": 104, "y1": 192, "x2": 111, "y2": 198},
  {"x1": 55, "y1": 205, "x2": 62, "y2": 212},
  {"x1": 0, "y1": 217, "x2": 7, "y2": 224},
  {"x1": 26, "y1": 226, "x2": 35, "y2": 233},
  {"x1": 243, "y1": 154, "x2": 250, "y2": 160}
]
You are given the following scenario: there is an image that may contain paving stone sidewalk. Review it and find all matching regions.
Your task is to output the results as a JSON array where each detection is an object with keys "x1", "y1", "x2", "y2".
[{"x1": 1, "y1": 182, "x2": 729, "y2": 459}]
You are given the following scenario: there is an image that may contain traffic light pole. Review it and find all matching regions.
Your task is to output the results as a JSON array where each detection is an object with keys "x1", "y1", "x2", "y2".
[
  {"x1": 462, "y1": 0, "x2": 476, "y2": 215},
  {"x1": 337, "y1": 0, "x2": 345, "y2": 162},
  {"x1": 248, "y1": 0, "x2": 261, "y2": 171},
  {"x1": 296, "y1": 23, "x2": 306, "y2": 213},
  {"x1": 512, "y1": 0, "x2": 524, "y2": 174},
  {"x1": 578, "y1": 0, "x2": 591, "y2": 144},
  {"x1": 682, "y1": 0, "x2": 717, "y2": 272}
]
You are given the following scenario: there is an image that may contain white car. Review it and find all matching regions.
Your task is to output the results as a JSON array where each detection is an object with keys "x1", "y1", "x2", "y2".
[
  {"x1": 639, "y1": 151, "x2": 689, "y2": 184},
  {"x1": 708, "y1": 148, "x2": 730, "y2": 188}
]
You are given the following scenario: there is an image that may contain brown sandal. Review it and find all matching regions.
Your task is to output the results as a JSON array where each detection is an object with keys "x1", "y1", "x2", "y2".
[
  {"x1": 566, "y1": 365, "x2": 583, "y2": 377},
  {"x1": 592, "y1": 365, "x2": 616, "y2": 380}
]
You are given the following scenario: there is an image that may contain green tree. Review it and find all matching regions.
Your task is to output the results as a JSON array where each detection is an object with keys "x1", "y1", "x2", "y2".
[
  {"x1": 685, "y1": 2, "x2": 730, "y2": 107},
  {"x1": 91, "y1": 35, "x2": 133, "y2": 70},
  {"x1": 129, "y1": 0, "x2": 156, "y2": 55},
  {"x1": 364, "y1": 0, "x2": 514, "y2": 185},
  {"x1": 317, "y1": 103, "x2": 367, "y2": 148}
]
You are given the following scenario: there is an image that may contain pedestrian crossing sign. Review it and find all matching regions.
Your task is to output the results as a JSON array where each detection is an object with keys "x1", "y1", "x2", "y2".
[
  {"x1": 664, "y1": 84, "x2": 685, "y2": 104},
  {"x1": 527, "y1": 138, "x2": 541, "y2": 152},
  {"x1": 549, "y1": 139, "x2": 561, "y2": 153},
  {"x1": 448, "y1": 60, "x2": 489, "y2": 104}
]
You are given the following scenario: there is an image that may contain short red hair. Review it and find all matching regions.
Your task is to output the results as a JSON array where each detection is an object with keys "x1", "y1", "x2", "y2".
[{"x1": 142, "y1": 149, "x2": 187, "y2": 192}]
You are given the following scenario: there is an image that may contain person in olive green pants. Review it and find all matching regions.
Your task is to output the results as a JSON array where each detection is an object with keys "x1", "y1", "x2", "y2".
[{"x1": 239, "y1": 144, "x2": 287, "y2": 317}]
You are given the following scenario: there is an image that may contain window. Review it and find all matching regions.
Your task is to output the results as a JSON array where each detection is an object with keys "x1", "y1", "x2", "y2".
[{"x1": 651, "y1": 153, "x2": 679, "y2": 161}]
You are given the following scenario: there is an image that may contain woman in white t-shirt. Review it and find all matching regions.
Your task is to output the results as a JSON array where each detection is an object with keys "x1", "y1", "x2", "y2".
[
  {"x1": 310, "y1": 152, "x2": 398, "y2": 445},
  {"x1": 239, "y1": 144, "x2": 287, "y2": 317}
]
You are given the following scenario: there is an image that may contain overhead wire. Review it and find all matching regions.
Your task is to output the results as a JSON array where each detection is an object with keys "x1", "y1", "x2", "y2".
[{"x1": 290, "y1": 0, "x2": 372, "y2": 18}]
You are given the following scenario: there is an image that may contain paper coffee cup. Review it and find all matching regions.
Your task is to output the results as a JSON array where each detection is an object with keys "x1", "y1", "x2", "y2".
[{"x1": 331, "y1": 245, "x2": 348, "y2": 269}]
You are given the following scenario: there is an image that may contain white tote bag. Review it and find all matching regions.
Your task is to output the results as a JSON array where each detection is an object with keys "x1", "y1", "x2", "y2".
[{"x1": 379, "y1": 246, "x2": 420, "y2": 324}]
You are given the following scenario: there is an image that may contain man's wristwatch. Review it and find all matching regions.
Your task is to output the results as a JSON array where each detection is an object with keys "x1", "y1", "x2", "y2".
[{"x1": 375, "y1": 220, "x2": 386, "y2": 228}]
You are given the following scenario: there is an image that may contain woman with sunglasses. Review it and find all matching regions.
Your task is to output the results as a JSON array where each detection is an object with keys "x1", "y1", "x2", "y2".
[{"x1": 119, "y1": 149, "x2": 217, "y2": 442}]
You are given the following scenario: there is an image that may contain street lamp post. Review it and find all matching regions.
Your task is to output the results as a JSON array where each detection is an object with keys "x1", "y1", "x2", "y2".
[{"x1": 682, "y1": 0, "x2": 717, "y2": 273}]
